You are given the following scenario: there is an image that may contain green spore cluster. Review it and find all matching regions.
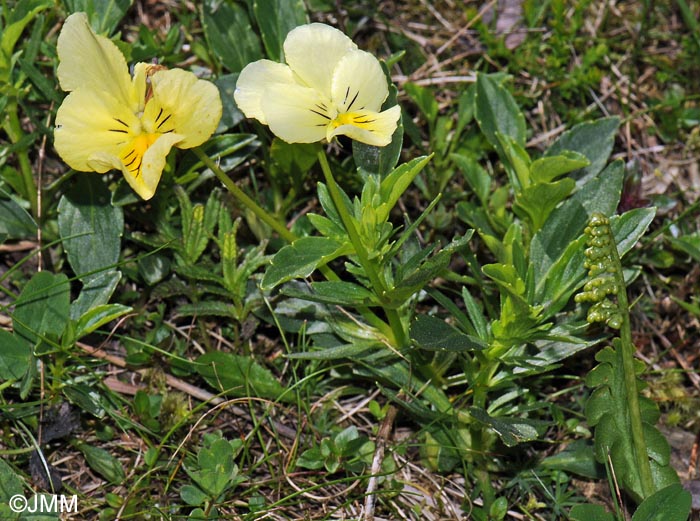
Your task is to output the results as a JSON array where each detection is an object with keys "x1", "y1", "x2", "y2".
[{"x1": 575, "y1": 213, "x2": 623, "y2": 329}]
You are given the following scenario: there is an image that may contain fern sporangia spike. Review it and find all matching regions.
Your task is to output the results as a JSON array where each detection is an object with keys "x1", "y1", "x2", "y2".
[
  {"x1": 575, "y1": 214, "x2": 623, "y2": 329},
  {"x1": 576, "y1": 213, "x2": 679, "y2": 502}
]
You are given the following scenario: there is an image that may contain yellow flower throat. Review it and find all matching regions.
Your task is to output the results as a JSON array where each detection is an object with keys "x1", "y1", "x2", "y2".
[
  {"x1": 110, "y1": 106, "x2": 174, "y2": 179},
  {"x1": 330, "y1": 112, "x2": 377, "y2": 130}
]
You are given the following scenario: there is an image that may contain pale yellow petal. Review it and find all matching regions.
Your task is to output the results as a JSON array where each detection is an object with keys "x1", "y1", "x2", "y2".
[
  {"x1": 131, "y1": 63, "x2": 150, "y2": 113},
  {"x1": 234, "y1": 60, "x2": 295, "y2": 124},
  {"x1": 85, "y1": 151, "x2": 122, "y2": 173},
  {"x1": 260, "y1": 82, "x2": 335, "y2": 143},
  {"x1": 331, "y1": 50, "x2": 389, "y2": 113},
  {"x1": 119, "y1": 133, "x2": 183, "y2": 200},
  {"x1": 56, "y1": 12, "x2": 136, "y2": 110},
  {"x1": 284, "y1": 23, "x2": 356, "y2": 98},
  {"x1": 327, "y1": 105, "x2": 401, "y2": 147},
  {"x1": 54, "y1": 88, "x2": 139, "y2": 172},
  {"x1": 146, "y1": 69, "x2": 222, "y2": 148}
]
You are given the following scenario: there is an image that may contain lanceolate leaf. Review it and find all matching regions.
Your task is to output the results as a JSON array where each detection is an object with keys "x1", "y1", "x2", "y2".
[
  {"x1": 410, "y1": 315, "x2": 486, "y2": 352},
  {"x1": 195, "y1": 352, "x2": 290, "y2": 402},
  {"x1": 529, "y1": 151, "x2": 590, "y2": 184},
  {"x1": 74, "y1": 303, "x2": 132, "y2": 339},
  {"x1": 540, "y1": 440, "x2": 605, "y2": 479},
  {"x1": 468, "y1": 407, "x2": 546, "y2": 447},
  {"x1": 262, "y1": 236, "x2": 350, "y2": 290},
  {"x1": 475, "y1": 73, "x2": 526, "y2": 149},
  {"x1": 376, "y1": 155, "x2": 431, "y2": 222},
  {"x1": 281, "y1": 281, "x2": 379, "y2": 307},
  {"x1": 286, "y1": 341, "x2": 377, "y2": 360},
  {"x1": 610, "y1": 207, "x2": 657, "y2": 259},
  {"x1": 70, "y1": 271, "x2": 122, "y2": 322},
  {"x1": 76, "y1": 442, "x2": 125, "y2": 484}
]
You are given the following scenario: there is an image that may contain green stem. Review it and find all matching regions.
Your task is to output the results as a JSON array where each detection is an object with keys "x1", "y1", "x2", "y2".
[
  {"x1": 317, "y1": 152, "x2": 408, "y2": 349},
  {"x1": 608, "y1": 222, "x2": 655, "y2": 498},
  {"x1": 470, "y1": 358, "x2": 497, "y2": 508},
  {"x1": 193, "y1": 147, "x2": 296, "y2": 243},
  {"x1": 4, "y1": 103, "x2": 38, "y2": 218},
  {"x1": 193, "y1": 146, "x2": 392, "y2": 338},
  {"x1": 386, "y1": 310, "x2": 409, "y2": 349}
]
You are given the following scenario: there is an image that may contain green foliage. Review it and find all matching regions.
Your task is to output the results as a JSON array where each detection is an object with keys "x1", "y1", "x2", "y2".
[
  {"x1": 0, "y1": 188, "x2": 36, "y2": 238},
  {"x1": 570, "y1": 484, "x2": 692, "y2": 521},
  {"x1": 262, "y1": 236, "x2": 349, "y2": 289},
  {"x1": 630, "y1": 484, "x2": 691, "y2": 521},
  {"x1": 467, "y1": 407, "x2": 547, "y2": 447},
  {"x1": 0, "y1": 0, "x2": 51, "y2": 76},
  {"x1": 1, "y1": 4, "x2": 695, "y2": 518},
  {"x1": 133, "y1": 186, "x2": 269, "y2": 324},
  {"x1": 297, "y1": 425, "x2": 374, "y2": 474},
  {"x1": 181, "y1": 432, "x2": 245, "y2": 518},
  {"x1": 402, "y1": 81, "x2": 476, "y2": 231},
  {"x1": 0, "y1": 459, "x2": 26, "y2": 520},
  {"x1": 12, "y1": 271, "x2": 70, "y2": 350},
  {"x1": 477, "y1": 1, "x2": 608, "y2": 113},
  {"x1": 576, "y1": 214, "x2": 680, "y2": 505},
  {"x1": 475, "y1": 73, "x2": 526, "y2": 161},
  {"x1": 545, "y1": 117, "x2": 620, "y2": 184},
  {"x1": 58, "y1": 175, "x2": 124, "y2": 319},
  {"x1": 264, "y1": 154, "x2": 458, "y2": 317},
  {"x1": 253, "y1": 0, "x2": 308, "y2": 61},
  {"x1": 353, "y1": 62, "x2": 403, "y2": 178},
  {"x1": 0, "y1": 329, "x2": 31, "y2": 381},
  {"x1": 63, "y1": 0, "x2": 131, "y2": 33},
  {"x1": 540, "y1": 440, "x2": 604, "y2": 480},
  {"x1": 73, "y1": 303, "x2": 132, "y2": 339},
  {"x1": 0, "y1": 0, "x2": 52, "y2": 216},
  {"x1": 570, "y1": 504, "x2": 617, "y2": 521},
  {"x1": 195, "y1": 351, "x2": 289, "y2": 401},
  {"x1": 201, "y1": 0, "x2": 262, "y2": 73},
  {"x1": 410, "y1": 314, "x2": 485, "y2": 352},
  {"x1": 75, "y1": 442, "x2": 125, "y2": 484}
]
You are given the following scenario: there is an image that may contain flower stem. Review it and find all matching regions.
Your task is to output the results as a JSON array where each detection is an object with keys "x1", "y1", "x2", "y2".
[
  {"x1": 317, "y1": 152, "x2": 408, "y2": 349},
  {"x1": 193, "y1": 147, "x2": 296, "y2": 243},
  {"x1": 608, "y1": 230, "x2": 655, "y2": 498},
  {"x1": 4, "y1": 103, "x2": 38, "y2": 218}
]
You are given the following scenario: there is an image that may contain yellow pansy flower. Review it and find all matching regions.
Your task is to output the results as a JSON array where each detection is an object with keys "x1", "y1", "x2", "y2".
[
  {"x1": 234, "y1": 23, "x2": 400, "y2": 147},
  {"x1": 54, "y1": 13, "x2": 222, "y2": 200}
]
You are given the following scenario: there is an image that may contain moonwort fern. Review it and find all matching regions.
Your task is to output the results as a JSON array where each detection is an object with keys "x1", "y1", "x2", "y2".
[{"x1": 576, "y1": 213, "x2": 678, "y2": 502}]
